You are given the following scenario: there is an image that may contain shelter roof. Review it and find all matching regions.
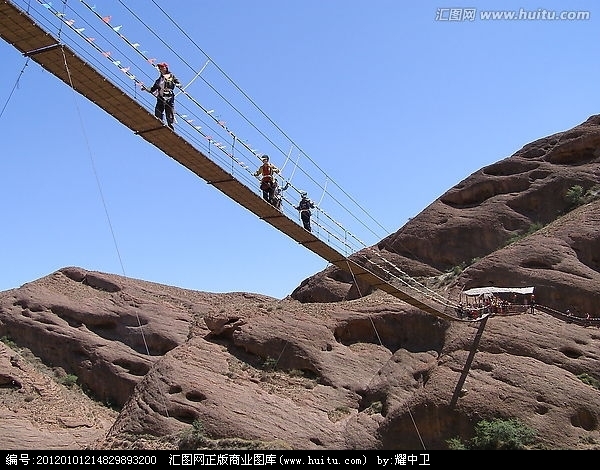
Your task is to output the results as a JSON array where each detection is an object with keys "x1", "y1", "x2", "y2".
[{"x1": 462, "y1": 286, "x2": 534, "y2": 297}]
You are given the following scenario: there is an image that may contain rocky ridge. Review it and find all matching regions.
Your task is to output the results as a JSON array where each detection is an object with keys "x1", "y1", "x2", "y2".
[{"x1": 1, "y1": 115, "x2": 600, "y2": 450}]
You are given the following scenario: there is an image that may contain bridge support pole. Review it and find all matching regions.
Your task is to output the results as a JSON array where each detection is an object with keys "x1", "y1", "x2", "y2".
[{"x1": 450, "y1": 315, "x2": 489, "y2": 408}]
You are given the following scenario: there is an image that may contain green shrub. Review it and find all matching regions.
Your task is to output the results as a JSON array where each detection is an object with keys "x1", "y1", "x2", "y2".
[
  {"x1": 366, "y1": 401, "x2": 383, "y2": 415},
  {"x1": 564, "y1": 184, "x2": 600, "y2": 208},
  {"x1": 446, "y1": 437, "x2": 467, "y2": 450},
  {"x1": 262, "y1": 357, "x2": 277, "y2": 371},
  {"x1": 447, "y1": 418, "x2": 536, "y2": 450},
  {"x1": 327, "y1": 406, "x2": 351, "y2": 422},
  {"x1": 504, "y1": 222, "x2": 544, "y2": 246},
  {"x1": 525, "y1": 222, "x2": 543, "y2": 235},
  {"x1": 565, "y1": 185, "x2": 584, "y2": 207},
  {"x1": 60, "y1": 374, "x2": 78, "y2": 388},
  {"x1": 578, "y1": 373, "x2": 600, "y2": 390},
  {"x1": 192, "y1": 419, "x2": 205, "y2": 434},
  {"x1": 0, "y1": 336, "x2": 17, "y2": 349},
  {"x1": 450, "y1": 262, "x2": 467, "y2": 275},
  {"x1": 178, "y1": 419, "x2": 207, "y2": 450},
  {"x1": 470, "y1": 418, "x2": 535, "y2": 449},
  {"x1": 288, "y1": 369, "x2": 304, "y2": 377}
]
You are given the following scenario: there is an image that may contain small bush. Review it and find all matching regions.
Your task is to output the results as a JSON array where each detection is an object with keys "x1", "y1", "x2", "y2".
[
  {"x1": 451, "y1": 262, "x2": 467, "y2": 275},
  {"x1": 262, "y1": 357, "x2": 277, "y2": 371},
  {"x1": 1, "y1": 336, "x2": 17, "y2": 349},
  {"x1": 565, "y1": 185, "x2": 584, "y2": 207},
  {"x1": 578, "y1": 373, "x2": 600, "y2": 390},
  {"x1": 504, "y1": 222, "x2": 544, "y2": 246},
  {"x1": 288, "y1": 369, "x2": 304, "y2": 378},
  {"x1": 470, "y1": 418, "x2": 535, "y2": 450},
  {"x1": 178, "y1": 419, "x2": 208, "y2": 450},
  {"x1": 366, "y1": 401, "x2": 383, "y2": 415},
  {"x1": 192, "y1": 419, "x2": 205, "y2": 434},
  {"x1": 327, "y1": 406, "x2": 351, "y2": 422},
  {"x1": 447, "y1": 418, "x2": 536, "y2": 450},
  {"x1": 60, "y1": 374, "x2": 78, "y2": 388},
  {"x1": 564, "y1": 184, "x2": 600, "y2": 208},
  {"x1": 525, "y1": 222, "x2": 543, "y2": 235},
  {"x1": 446, "y1": 437, "x2": 467, "y2": 450}
]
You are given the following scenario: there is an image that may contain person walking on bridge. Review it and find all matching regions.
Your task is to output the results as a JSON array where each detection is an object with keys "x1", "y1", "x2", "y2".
[
  {"x1": 271, "y1": 178, "x2": 289, "y2": 210},
  {"x1": 254, "y1": 155, "x2": 280, "y2": 204},
  {"x1": 295, "y1": 191, "x2": 315, "y2": 232},
  {"x1": 146, "y1": 62, "x2": 180, "y2": 129}
]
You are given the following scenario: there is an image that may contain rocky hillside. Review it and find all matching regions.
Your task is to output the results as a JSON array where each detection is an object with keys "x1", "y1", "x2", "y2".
[
  {"x1": 1, "y1": 116, "x2": 599, "y2": 450},
  {"x1": 292, "y1": 114, "x2": 600, "y2": 316}
]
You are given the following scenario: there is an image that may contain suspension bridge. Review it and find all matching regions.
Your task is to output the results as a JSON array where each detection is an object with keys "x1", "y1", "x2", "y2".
[{"x1": 1, "y1": 0, "x2": 479, "y2": 322}]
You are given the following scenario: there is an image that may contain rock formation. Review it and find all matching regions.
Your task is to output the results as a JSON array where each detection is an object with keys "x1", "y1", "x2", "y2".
[{"x1": 1, "y1": 116, "x2": 600, "y2": 450}]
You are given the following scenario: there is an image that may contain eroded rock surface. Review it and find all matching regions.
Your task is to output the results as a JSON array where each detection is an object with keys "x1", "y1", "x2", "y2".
[{"x1": 1, "y1": 115, "x2": 600, "y2": 450}]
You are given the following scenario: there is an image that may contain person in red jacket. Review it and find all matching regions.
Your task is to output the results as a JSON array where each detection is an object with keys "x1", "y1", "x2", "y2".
[{"x1": 254, "y1": 155, "x2": 280, "y2": 203}]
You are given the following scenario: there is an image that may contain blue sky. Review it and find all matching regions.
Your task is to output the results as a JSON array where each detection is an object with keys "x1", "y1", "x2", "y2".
[{"x1": 1, "y1": 0, "x2": 598, "y2": 299}]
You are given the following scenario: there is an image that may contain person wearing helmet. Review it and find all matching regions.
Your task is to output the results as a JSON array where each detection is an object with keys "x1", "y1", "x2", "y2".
[
  {"x1": 146, "y1": 62, "x2": 180, "y2": 129},
  {"x1": 254, "y1": 155, "x2": 280, "y2": 204},
  {"x1": 295, "y1": 191, "x2": 315, "y2": 232}
]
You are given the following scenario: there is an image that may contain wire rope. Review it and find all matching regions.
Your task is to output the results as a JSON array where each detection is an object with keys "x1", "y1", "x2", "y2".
[{"x1": 0, "y1": 59, "x2": 29, "y2": 119}]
